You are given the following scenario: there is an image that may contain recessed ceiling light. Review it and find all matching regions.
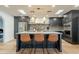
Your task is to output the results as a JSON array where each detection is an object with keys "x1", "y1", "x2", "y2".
[
  {"x1": 18, "y1": 9, "x2": 26, "y2": 15},
  {"x1": 55, "y1": 10, "x2": 64, "y2": 15},
  {"x1": 4, "y1": 5, "x2": 9, "y2": 7}
]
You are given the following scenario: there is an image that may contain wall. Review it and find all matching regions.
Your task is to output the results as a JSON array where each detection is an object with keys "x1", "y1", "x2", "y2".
[{"x1": 0, "y1": 11, "x2": 14, "y2": 43}]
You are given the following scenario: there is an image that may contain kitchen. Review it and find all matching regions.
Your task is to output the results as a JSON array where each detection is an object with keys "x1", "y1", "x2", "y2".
[{"x1": 0, "y1": 5, "x2": 79, "y2": 54}]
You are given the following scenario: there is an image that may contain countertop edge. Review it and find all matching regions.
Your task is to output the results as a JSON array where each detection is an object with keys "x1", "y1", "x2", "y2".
[{"x1": 16, "y1": 32, "x2": 62, "y2": 34}]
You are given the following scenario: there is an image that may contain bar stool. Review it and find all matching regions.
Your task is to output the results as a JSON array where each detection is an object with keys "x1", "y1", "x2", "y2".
[
  {"x1": 20, "y1": 34, "x2": 31, "y2": 48},
  {"x1": 34, "y1": 34, "x2": 45, "y2": 48},
  {"x1": 48, "y1": 34, "x2": 58, "y2": 48}
]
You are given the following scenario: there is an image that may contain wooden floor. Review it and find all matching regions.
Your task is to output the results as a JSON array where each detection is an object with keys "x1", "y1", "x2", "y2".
[
  {"x1": 0, "y1": 39, "x2": 79, "y2": 54},
  {"x1": 16, "y1": 48, "x2": 60, "y2": 54},
  {"x1": 0, "y1": 40, "x2": 16, "y2": 54},
  {"x1": 62, "y1": 39, "x2": 79, "y2": 54}
]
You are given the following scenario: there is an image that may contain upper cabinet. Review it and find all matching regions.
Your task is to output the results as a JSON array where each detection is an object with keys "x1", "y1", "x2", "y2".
[
  {"x1": 17, "y1": 16, "x2": 30, "y2": 22},
  {"x1": 63, "y1": 10, "x2": 79, "y2": 24},
  {"x1": 14, "y1": 16, "x2": 30, "y2": 33},
  {"x1": 63, "y1": 10, "x2": 79, "y2": 30},
  {"x1": 18, "y1": 16, "x2": 30, "y2": 32},
  {"x1": 63, "y1": 14, "x2": 72, "y2": 24},
  {"x1": 49, "y1": 17, "x2": 63, "y2": 26}
]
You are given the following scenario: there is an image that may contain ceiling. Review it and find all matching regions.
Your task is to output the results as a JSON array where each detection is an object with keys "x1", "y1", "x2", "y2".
[{"x1": 0, "y1": 5, "x2": 79, "y2": 17}]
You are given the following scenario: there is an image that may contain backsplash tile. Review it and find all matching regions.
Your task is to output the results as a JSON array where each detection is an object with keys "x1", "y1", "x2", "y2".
[{"x1": 29, "y1": 24, "x2": 63, "y2": 32}]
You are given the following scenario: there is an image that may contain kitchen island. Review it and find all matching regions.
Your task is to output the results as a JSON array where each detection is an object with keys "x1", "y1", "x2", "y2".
[{"x1": 16, "y1": 32, "x2": 62, "y2": 52}]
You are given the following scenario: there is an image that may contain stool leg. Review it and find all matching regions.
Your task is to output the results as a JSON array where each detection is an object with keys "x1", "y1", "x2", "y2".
[
  {"x1": 33, "y1": 41, "x2": 35, "y2": 48},
  {"x1": 43, "y1": 42, "x2": 44, "y2": 48},
  {"x1": 27, "y1": 42, "x2": 31, "y2": 48},
  {"x1": 25, "y1": 44, "x2": 27, "y2": 48},
  {"x1": 28, "y1": 42, "x2": 30, "y2": 48}
]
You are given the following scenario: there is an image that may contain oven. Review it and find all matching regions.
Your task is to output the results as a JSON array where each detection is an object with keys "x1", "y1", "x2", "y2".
[{"x1": 64, "y1": 30, "x2": 71, "y2": 38}]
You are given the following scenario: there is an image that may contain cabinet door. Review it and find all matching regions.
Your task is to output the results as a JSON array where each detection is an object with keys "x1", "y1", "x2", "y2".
[
  {"x1": 49, "y1": 19, "x2": 57, "y2": 25},
  {"x1": 49, "y1": 18, "x2": 62, "y2": 26},
  {"x1": 18, "y1": 22, "x2": 26, "y2": 32},
  {"x1": 63, "y1": 14, "x2": 72, "y2": 24}
]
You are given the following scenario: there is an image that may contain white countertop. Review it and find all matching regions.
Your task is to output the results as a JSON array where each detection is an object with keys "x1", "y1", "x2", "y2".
[{"x1": 16, "y1": 31, "x2": 62, "y2": 34}]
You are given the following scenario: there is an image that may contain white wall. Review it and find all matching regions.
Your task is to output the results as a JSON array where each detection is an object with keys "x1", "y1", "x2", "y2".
[{"x1": 0, "y1": 11, "x2": 14, "y2": 43}]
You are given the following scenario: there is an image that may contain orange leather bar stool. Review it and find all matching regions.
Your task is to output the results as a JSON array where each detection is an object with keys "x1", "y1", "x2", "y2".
[
  {"x1": 20, "y1": 34, "x2": 31, "y2": 48},
  {"x1": 34, "y1": 34, "x2": 45, "y2": 48},
  {"x1": 48, "y1": 34, "x2": 58, "y2": 48}
]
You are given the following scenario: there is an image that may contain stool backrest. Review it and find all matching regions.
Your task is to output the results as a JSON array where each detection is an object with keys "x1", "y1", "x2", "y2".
[
  {"x1": 34, "y1": 34, "x2": 44, "y2": 42},
  {"x1": 48, "y1": 34, "x2": 58, "y2": 42},
  {"x1": 21, "y1": 34, "x2": 31, "y2": 42}
]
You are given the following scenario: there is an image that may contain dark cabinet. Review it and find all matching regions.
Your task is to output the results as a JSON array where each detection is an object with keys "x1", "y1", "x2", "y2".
[
  {"x1": 49, "y1": 17, "x2": 63, "y2": 26},
  {"x1": 72, "y1": 17, "x2": 79, "y2": 43},
  {"x1": 63, "y1": 13, "x2": 72, "y2": 24},
  {"x1": 14, "y1": 16, "x2": 30, "y2": 38},
  {"x1": 63, "y1": 10, "x2": 79, "y2": 44}
]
